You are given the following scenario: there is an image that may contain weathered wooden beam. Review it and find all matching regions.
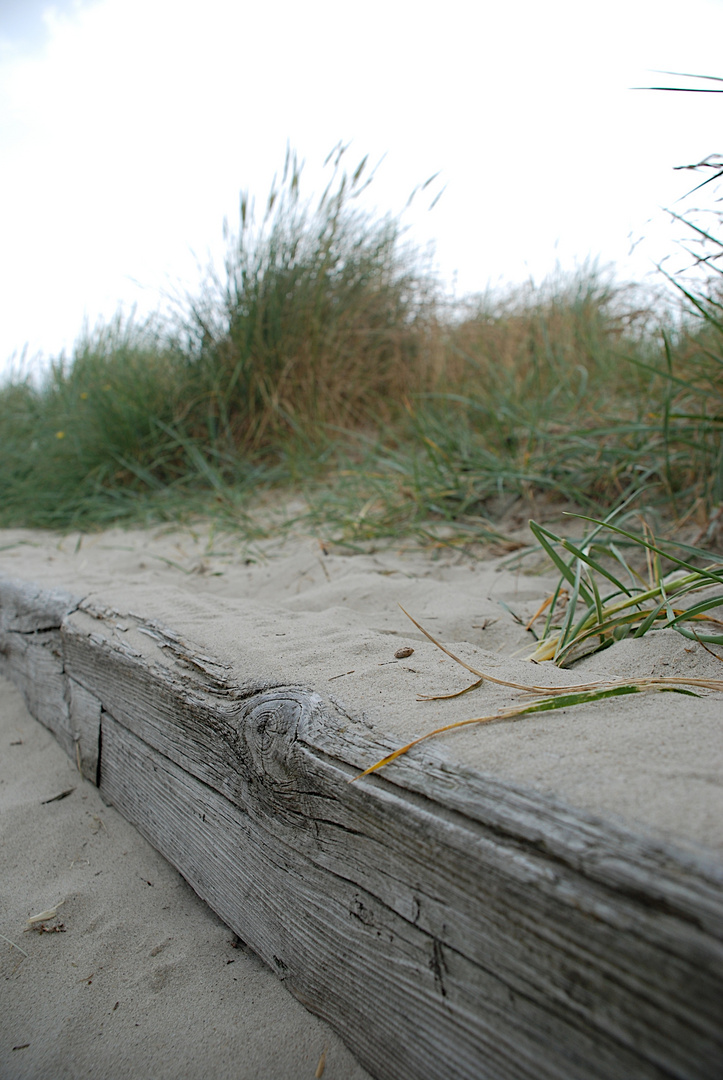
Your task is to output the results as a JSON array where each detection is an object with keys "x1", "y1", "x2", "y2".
[{"x1": 1, "y1": 574, "x2": 721, "y2": 1080}]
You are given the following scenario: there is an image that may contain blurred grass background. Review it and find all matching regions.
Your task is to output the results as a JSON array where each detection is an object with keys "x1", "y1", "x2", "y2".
[{"x1": 2, "y1": 146, "x2": 721, "y2": 544}]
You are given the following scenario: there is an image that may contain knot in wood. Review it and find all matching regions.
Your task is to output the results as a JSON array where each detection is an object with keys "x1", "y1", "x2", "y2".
[{"x1": 238, "y1": 692, "x2": 304, "y2": 784}]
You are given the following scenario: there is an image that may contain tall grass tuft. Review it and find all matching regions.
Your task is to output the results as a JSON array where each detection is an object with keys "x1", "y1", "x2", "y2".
[
  {"x1": 0, "y1": 317, "x2": 186, "y2": 527},
  {"x1": 177, "y1": 145, "x2": 440, "y2": 454},
  {"x1": 316, "y1": 267, "x2": 721, "y2": 538}
]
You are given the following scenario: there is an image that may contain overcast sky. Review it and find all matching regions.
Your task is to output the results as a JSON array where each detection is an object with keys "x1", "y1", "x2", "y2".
[{"x1": 1, "y1": 0, "x2": 722, "y2": 375}]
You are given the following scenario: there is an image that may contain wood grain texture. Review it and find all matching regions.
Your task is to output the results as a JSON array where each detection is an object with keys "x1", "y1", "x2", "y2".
[{"x1": 1, "y1": 573, "x2": 721, "y2": 1080}]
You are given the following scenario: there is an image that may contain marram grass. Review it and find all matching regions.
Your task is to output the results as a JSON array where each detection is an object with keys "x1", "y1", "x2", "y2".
[
  {"x1": 525, "y1": 513, "x2": 723, "y2": 665},
  {"x1": 1, "y1": 146, "x2": 722, "y2": 536}
]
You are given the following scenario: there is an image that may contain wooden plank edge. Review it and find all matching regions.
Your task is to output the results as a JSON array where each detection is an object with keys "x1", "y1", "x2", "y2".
[{"x1": 1, "y1": 573, "x2": 721, "y2": 1080}]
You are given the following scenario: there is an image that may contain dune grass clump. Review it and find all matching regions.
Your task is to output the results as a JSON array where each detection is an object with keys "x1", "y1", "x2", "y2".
[
  {"x1": 525, "y1": 511, "x2": 723, "y2": 665},
  {"x1": 0, "y1": 151, "x2": 439, "y2": 529},
  {"x1": 179, "y1": 146, "x2": 441, "y2": 455},
  {"x1": 0, "y1": 145, "x2": 721, "y2": 537},
  {"x1": 381, "y1": 273, "x2": 668, "y2": 510},
  {"x1": 300, "y1": 268, "x2": 721, "y2": 542},
  {"x1": 0, "y1": 318, "x2": 188, "y2": 527}
]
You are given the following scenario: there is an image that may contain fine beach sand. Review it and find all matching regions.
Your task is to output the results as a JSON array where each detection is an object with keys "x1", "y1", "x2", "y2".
[
  {"x1": 0, "y1": 674, "x2": 372, "y2": 1080},
  {"x1": 1, "y1": 521, "x2": 722, "y2": 1078}
]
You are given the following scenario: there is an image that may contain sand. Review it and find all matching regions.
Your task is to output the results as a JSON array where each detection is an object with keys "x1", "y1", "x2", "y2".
[
  {"x1": 0, "y1": 673, "x2": 372, "y2": 1080},
  {"x1": 1, "y1": 520, "x2": 722, "y2": 1077}
]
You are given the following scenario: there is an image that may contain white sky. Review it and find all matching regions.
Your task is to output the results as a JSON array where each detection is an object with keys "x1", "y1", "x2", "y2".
[{"x1": 1, "y1": 0, "x2": 722, "y2": 375}]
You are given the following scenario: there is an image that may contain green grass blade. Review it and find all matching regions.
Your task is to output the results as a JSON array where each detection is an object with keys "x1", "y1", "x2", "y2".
[
  {"x1": 665, "y1": 594, "x2": 723, "y2": 623},
  {"x1": 673, "y1": 625, "x2": 723, "y2": 645},
  {"x1": 528, "y1": 520, "x2": 595, "y2": 607},
  {"x1": 560, "y1": 536, "x2": 632, "y2": 595},
  {"x1": 570, "y1": 518, "x2": 723, "y2": 588},
  {"x1": 554, "y1": 558, "x2": 588, "y2": 660}
]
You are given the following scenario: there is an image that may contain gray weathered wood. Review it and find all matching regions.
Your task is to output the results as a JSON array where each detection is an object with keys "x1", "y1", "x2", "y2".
[
  {"x1": 1, "y1": 573, "x2": 721, "y2": 1080},
  {"x1": 67, "y1": 676, "x2": 102, "y2": 782}
]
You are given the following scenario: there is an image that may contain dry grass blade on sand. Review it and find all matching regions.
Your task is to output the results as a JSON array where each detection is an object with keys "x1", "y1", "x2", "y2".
[
  {"x1": 350, "y1": 604, "x2": 723, "y2": 782},
  {"x1": 400, "y1": 604, "x2": 723, "y2": 696}
]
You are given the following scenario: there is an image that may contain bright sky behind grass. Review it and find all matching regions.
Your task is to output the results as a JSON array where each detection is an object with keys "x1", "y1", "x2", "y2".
[{"x1": 1, "y1": 0, "x2": 722, "y2": 376}]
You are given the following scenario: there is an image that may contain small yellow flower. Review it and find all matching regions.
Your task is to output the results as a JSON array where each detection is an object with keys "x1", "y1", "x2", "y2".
[
  {"x1": 55, "y1": 431, "x2": 65, "y2": 439},
  {"x1": 80, "y1": 391, "x2": 88, "y2": 400}
]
